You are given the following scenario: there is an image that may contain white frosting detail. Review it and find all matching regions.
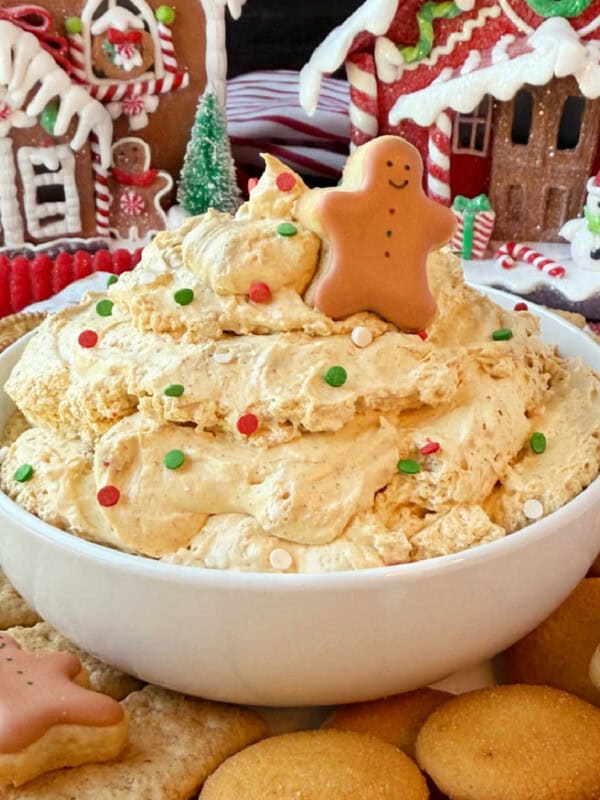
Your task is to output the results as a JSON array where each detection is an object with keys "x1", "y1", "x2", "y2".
[
  {"x1": 460, "y1": 50, "x2": 481, "y2": 75},
  {"x1": 498, "y1": 0, "x2": 533, "y2": 34},
  {"x1": 455, "y1": 0, "x2": 475, "y2": 9},
  {"x1": 375, "y1": 36, "x2": 405, "y2": 84},
  {"x1": 0, "y1": 137, "x2": 24, "y2": 245},
  {"x1": 346, "y1": 59, "x2": 378, "y2": 96},
  {"x1": 201, "y1": 0, "x2": 247, "y2": 108},
  {"x1": 523, "y1": 499, "x2": 544, "y2": 520},
  {"x1": 90, "y1": 7, "x2": 144, "y2": 34},
  {"x1": 299, "y1": 0, "x2": 400, "y2": 115},
  {"x1": 389, "y1": 18, "x2": 600, "y2": 127},
  {"x1": 491, "y1": 34, "x2": 515, "y2": 64},
  {"x1": 0, "y1": 20, "x2": 113, "y2": 168}
]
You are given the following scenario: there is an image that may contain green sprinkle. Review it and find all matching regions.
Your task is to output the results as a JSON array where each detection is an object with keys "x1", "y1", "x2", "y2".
[
  {"x1": 530, "y1": 432, "x2": 547, "y2": 454},
  {"x1": 40, "y1": 102, "x2": 59, "y2": 136},
  {"x1": 397, "y1": 459, "x2": 420, "y2": 475},
  {"x1": 96, "y1": 299, "x2": 114, "y2": 317},
  {"x1": 492, "y1": 328, "x2": 513, "y2": 341},
  {"x1": 164, "y1": 384, "x2": 184, "y2": 398},
  {"x1": 155, "y1": 4, "x2": 175, "y2": 23},
  {"x1": 276, "y1": 222, "x2": 297, "y2": 237},
  {"x1": 107, "y1": 275, "x2": 118, "y2": 288},
  {"x1": 164, "y1": 449, "x2": 185, "y2": 470},
  {"x1": 323, "y1": 365, "x2": 347, "y2": 387},
  {"x1": 65, "y1": 15, "x2": 82, "y2": 34},
  {"x1": 14, "y1": 464, "x2": 33, "y2": 483},
  {"x1": 174, "y1": 288, "x2": 194, "y2": 306}
]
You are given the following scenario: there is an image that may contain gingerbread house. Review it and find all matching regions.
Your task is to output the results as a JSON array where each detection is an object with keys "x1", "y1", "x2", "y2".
[
  {"x1": 0, "y1": 0, "x2": 244, "y2": 250},
  {"x1": 300, "y1": 0, "x2": 600, "y2": 241}
]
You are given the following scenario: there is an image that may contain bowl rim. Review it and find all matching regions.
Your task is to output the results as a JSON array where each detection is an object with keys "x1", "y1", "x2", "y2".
[{"x1": 1, "y1": 286, "x2": 599, "y2": 590}]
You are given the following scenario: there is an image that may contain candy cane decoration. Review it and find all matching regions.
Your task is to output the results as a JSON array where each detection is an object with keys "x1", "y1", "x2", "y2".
[
  {"x1": 157, "y1": 22, "x2": 177, "y2": 73},
  {"x1": 495, "y1": 242, "x2": 566, "y2": 278},
  {"x1": 345, "y1": 52, "x2": 378, "y2": 150},
  {"x1": 427, "y1": 109, "x2": 453, "y2": 206},
  {"x1": 90, "y1": 131, "x2": 110, "y2": 236}
]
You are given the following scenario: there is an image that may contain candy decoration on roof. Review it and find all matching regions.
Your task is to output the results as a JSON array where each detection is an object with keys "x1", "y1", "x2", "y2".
[
  {"x1": 177, "y1": 88, "x2": 240, "y2": 216},
  {"x1": 296, "y1": 136, "x2": 456, "y2": 331},
  {"x1": 560, "y1": 171, "x2": 600, "y2": 272}
]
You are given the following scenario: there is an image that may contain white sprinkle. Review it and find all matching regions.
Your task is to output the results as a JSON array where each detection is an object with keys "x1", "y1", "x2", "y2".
[
  {"x1": 351, "y1": 326, "x2": 373, "y2": 348},
  {"x1": 0, "y1": 446, "x2": 8, "y2": 464},
  {"x1": 214, "y1": 350, "x2": 234, "y2": 364},
  {"x1": 269, "y1": 548, "x2": 293, "y2": 571},
  {"x1": 523, "y1": 499, "x2": 544, "y2": 520}
]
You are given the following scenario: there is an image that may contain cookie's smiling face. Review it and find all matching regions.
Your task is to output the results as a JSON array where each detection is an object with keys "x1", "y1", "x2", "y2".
[{"x1": 386, "y1": 158, "x2": 411, "y2": 190}]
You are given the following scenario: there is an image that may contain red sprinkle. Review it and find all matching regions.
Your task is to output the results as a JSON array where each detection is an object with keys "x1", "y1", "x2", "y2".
[
  {"x1": 237, "y1": 413, "x2": 259, "y2": 436},
  {"x1": 247, "y1": 177, "x2": 259, "y2": 192},
  {"x1": 514, "y1": 302, "x2": 528, "y2": 311},
  {"x1": 97, "y1": 485, "x2": 120, "y2": 507},
  {"x1": 276, "y1": 172, "x2": 296, "y2": 192},
  {"x1": 249, "y1": 281, "x2": 272, "y2": 303},
  {"x1": 420, "y1": 440, "x2": 440, "y2": 455},
  {"x1": 78, "y1": 329, "x2": 98, "y2": 348},
  {"x1": 548, "y1": 266, "x2": 566, "y2": 278},
  {"x1": 417, "y1": 330, "x2": 428, "y2": 341}
]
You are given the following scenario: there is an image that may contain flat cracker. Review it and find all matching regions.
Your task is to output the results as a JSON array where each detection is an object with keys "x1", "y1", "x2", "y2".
[
  {"x1": 5, "y1": 685, "x2": 268, "y2": 799},
  {"x1": 6, "y1": 622, "x2": 142, "y2": 700},
  {"x1": 0, "y1": 568, "x2": 40, "y2": 629}
]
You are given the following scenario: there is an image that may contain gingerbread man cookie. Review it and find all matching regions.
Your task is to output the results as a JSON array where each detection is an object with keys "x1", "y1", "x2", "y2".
[
  {"x1": 296, "y1": 136, "x2": 456, "y2": 331},
  {"x1": 0, "y1": 634, "x2": 127, "y2": 786},
  {"x1": 108, "y1": 137, "x2": 172, "y2": 241}
]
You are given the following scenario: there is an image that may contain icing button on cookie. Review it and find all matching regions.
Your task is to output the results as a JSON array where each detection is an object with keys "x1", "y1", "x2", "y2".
[{"x1": 523, "y1": 499, "x2": 544, "y2": 520}]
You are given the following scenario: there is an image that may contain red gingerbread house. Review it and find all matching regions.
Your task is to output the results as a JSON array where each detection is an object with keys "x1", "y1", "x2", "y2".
[
  {"x1": 301, "y1": 0, "x2": 600, "y2": 241},
  {"x1": 0, "y1": 0, "x2": 244, "y2": 250}
]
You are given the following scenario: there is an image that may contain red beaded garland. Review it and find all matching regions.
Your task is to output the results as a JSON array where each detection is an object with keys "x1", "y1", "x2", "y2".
[
  {"x1": 237, "y1": 413, "x2": 259, "y2": 435},
  {"x1": 276, "y1": 172, "x2": 296, "y2": 192},
  {"x1": 249, "y1": 282, "x2": 272, "y2": 303},
  {"x1": 97, "y1": 485, "x2": 120, "y2": 507},
  {"x1": 78, "y1": 329, "x2": 98, "y2": 348}
]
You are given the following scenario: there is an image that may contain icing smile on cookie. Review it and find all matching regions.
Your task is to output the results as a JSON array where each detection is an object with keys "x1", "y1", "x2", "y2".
[{"x1": 389, "y1": 179, "x2": 409, "y2": 190}]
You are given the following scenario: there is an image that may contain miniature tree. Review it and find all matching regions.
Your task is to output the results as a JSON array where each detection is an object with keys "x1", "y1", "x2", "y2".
[{"x1": 177, "y1": 88, "x2": 240, "y2": 215}]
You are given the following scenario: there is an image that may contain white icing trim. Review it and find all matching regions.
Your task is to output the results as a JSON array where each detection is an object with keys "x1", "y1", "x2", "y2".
[
  {"x1": 460, "y1": 49, "x2": 481, "y2": 74},
  {"x1": 0, "y1": 20, "x2": 113, "y2": 168},
  {"x1": 90, "y1": 7, "x2": 145, "y2": 34},
  {"x1": 389, "y1": 18, "x2": 600, "y2": 127},
  {"x1": 497, "y1": 0, "x2": 533, "y2": 34},
  {"x1": 491, "y1": 34, "x2": 515, "y2": 64},
  {"x1": 375, "y1": 36, "x2": 405, "y2": 84},
  {"x1": 0, "y1": 137, "x2": 24, "y2": 245},
  {"x1": 299, "y1": 0, "x2": 400, "y2": 115},
  {"x1": 17, "y1": 145, "x2": 81, "y2": 239}
]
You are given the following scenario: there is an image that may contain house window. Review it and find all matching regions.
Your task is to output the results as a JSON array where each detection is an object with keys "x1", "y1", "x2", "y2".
[
  {"x1": 452, "y1": 96, "x2": 492, "y2": 157},
  {"x1": 17, "y1": 145, "x2": 81, "y2": 240},
  {"x1": 557, "y1": 96, "x2": 585, "y2": 150},
  {"x1": 511, "y1": 90, "x2": 533, "y2": 145}
]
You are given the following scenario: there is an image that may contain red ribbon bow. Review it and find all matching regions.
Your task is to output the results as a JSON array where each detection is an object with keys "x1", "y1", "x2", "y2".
[
  {"x1": 107, "y1": 27, "x2": 143, "y2": 45},
  {"x1": 0, "y1": 5, "x2": 72, "y2": 73}
]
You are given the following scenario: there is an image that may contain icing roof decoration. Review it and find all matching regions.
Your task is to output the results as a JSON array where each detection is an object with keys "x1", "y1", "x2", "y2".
[{"x1": 0, "y1": 20, "x2": 113, "y2": 168}]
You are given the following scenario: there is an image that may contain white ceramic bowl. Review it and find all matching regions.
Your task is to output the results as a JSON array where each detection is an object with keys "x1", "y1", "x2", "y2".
[{"x1": 1, "y1": 288, "x2": 600, "y2": 707}]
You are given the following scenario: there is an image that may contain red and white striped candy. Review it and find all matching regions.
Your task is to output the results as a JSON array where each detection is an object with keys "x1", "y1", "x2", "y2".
[{"x1": 495, "y1": 242, "x2": 566, "y2": 278}]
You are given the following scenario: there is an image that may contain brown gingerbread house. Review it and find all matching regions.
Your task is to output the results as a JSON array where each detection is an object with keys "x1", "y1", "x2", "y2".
[{"x1": 0, "y1": 0, "x2": 244, "y2": 249}]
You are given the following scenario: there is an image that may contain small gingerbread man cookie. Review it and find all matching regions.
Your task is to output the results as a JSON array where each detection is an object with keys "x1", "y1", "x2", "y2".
[
  {"x1": 108, "y1": 137, "x2": 172, "y2": 241},
  {"x1": 0, "y1": 634, "x2": 127, "y2": 786},
  {"x1": 296, "y1": 135, "x2": 456, "y2": 331}
]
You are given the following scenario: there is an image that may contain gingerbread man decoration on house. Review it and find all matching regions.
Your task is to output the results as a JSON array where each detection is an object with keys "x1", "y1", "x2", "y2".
[
  {"x1": 108, "y1": 137, "x2": 172, "y2": 241},
  {"x1": 296, "y1": 136, "x2": 456, "y2": 331}
]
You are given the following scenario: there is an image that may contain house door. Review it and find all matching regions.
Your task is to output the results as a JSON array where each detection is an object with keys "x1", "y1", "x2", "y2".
[{"x1": 489, "y1": 77, "x2": 600, "y2": 242}]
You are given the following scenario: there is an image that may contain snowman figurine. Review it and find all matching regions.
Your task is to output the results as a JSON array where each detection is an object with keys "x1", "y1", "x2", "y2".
[{"x1": 560, "y1": 172, "x2": 600, "y2": 272}]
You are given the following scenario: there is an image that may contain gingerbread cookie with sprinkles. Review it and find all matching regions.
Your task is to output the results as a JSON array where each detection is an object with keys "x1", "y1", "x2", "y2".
[
  {"x1": 296, "y1": 136, "x2": 456, "y2": 332},
  {"x1": 0, "y1": 634, "x2": 128, "y2": 787}
]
